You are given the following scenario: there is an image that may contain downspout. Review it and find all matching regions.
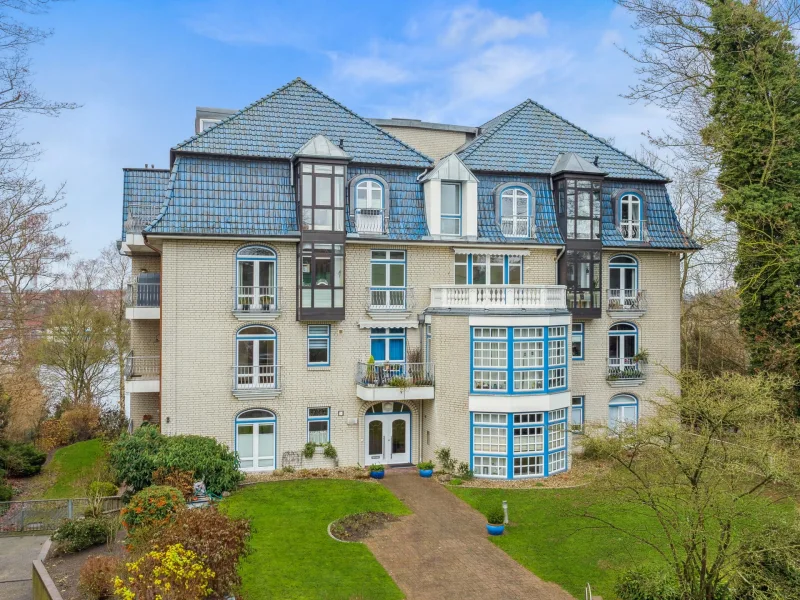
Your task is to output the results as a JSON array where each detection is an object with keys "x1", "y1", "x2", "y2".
[
  {"x1": 144, "y1": 234, "x2": 164, "y2": 432},
  {"x1": 554, "y1": 246, "x2": 566, "y2": 283}
]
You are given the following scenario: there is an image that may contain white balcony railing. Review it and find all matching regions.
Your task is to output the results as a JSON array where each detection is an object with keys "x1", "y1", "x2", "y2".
[
  {"x1": 607, "y1": 358, "x2": 645, "y2": 381},
  {"x1": 124, "y1": 355, "x2": 159, "y2": 380},
  {"x1": 235, "y1": 365, "x2": 281, "y2": 390},
  {"x1": 500, "y1": 217, "x2": 532, "y2": 238},
  {"x1": 619, "y1": 220, "x2": 646, "y2": 241},
  {"x1": 429, "y1": 285, "x2": 566, "y2": 310},
  {"x1": 234, "y1": 286, "x2": 280, "y2": 312},
  {"x1": 607, "y1": 289, "x2": 646, "y2": 312},
  {"x1": 354, "y1": 208, "x2": 385, "y2": 234},
  {"x1": 366, "y1": 287, "x2": 415, "y2": 311}
]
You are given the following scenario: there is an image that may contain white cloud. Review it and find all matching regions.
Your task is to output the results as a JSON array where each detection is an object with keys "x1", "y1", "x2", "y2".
[
  {"x1": 328, "y1": 53, "x2": 412, "y2": 84},
  {"x1": 600, "y1": 29, "x2": 623, "y2": 49},
  {"x1": 439, "y1": 6, "x2": 548, "y2": 47}
]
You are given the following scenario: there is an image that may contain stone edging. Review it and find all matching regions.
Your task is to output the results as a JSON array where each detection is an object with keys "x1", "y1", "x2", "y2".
[
  {"x1": 439, "y1": 478, "x2": 591, "y2": 491},
  {"x1": 32, "y1": 538, "x2": 64, "y2": 600},
  {"x1": 327, "y1": 520, "x2": 360, "y2": 544}
]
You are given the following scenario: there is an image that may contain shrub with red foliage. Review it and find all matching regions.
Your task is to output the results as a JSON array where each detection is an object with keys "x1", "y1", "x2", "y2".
[{"x1": 78, "y1": 555, "x2": 121, "y2": 600}]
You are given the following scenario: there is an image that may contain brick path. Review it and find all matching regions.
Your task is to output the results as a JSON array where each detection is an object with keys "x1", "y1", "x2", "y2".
[{"x1": 364, "y1": 470, "x2": 575, "y2": 600}]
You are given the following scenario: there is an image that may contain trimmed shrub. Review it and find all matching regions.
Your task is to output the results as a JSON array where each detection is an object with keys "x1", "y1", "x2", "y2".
[
  {"x1": 485, "y1": 505, "x2": 505, "y2": 525},
  {"x1": 109, "y1": 426, "x2": 163, "y2": 491},
  {"x1": 52, "y1": 517, "x2": 110, "y2": 553},
  {"x1": 0, "y1": 482, "x2": 12, "y2": 501},
  {"x1": 615, "y1": 566, "x2": 682, "y2": 600},
  {"x1": 0, "y1": 440, "x2": 46, "y2": 477},
  {"x1": 152, "y1": 467, "x2": 194, "y2": 501},
  {"x1": 151, "y1": 506, "x2": 250, "y2": 598},
  {"x1": 79, "y1": 555, "x2": 121, "y2": 600},
  {"x1": 88, "y1": 481, "x2": 118, "y2": 497},
  {"x1": 121, "y1": 485, "x2": 185, "y2": 531},
  {"x1": 155, "y1": 435, "x2": 244, "y2": 495},
  {"x1": 114, "y1": 543, "x2": 214, "y2": 600}
]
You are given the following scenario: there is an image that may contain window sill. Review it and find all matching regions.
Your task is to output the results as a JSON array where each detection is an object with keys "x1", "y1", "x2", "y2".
[{"x1": 308, "y1": 365, "x2": 332, "y2": 371}]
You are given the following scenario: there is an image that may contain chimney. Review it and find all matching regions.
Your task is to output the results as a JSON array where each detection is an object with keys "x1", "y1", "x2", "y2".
[
  {"x1": 338, "y1": 138, "x2": 345, "y2": 150},
  {"x1": 593, "y1": 156, "x2": 599, "y2": 167}
]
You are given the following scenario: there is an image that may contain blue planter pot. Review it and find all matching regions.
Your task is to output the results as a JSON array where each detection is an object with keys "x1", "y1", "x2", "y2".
[
  {"x1": 486, "y1": 524, "x2": 505, "y2": 536},
  {"x1": 370, "y1": 470, "x2": 385, "y2": 480},
  {"x1": 419, "y1": 469, "x2": 433, "y2": 478}
]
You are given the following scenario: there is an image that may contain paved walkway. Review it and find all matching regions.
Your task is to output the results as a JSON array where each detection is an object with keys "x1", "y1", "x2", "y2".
[
  {"x1": 0, "y1": 535, "x2": 48, "y2": 600},
  {"x1": 365, "y1": 470, "x2": 574, "y2": 600}
]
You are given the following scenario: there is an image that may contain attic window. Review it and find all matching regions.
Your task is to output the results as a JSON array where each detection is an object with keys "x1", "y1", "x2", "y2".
[{"x1": 199, "y1": 118, "x2": 221, "y2": 132}]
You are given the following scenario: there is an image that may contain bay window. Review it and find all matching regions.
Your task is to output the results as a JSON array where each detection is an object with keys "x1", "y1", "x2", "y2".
[{"x1": 300, "y1": 163, "x2": 345, "y2": 232}]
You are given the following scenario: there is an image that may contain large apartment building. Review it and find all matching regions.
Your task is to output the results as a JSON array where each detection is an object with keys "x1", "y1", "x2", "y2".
[{"x1": 119, "y1": 78, "x2": 697, "y2": 480}]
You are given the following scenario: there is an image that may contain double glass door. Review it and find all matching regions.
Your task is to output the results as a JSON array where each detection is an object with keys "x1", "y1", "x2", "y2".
[
  {"x1": 237, "y1": 338, "x2": 276, "y2": 388},
  {"x1": 365, "y1": 414, "x2": 410, "y2": 465},
  {"x1": 236, "y1": 421, "x2": 275, "y2": 470}
]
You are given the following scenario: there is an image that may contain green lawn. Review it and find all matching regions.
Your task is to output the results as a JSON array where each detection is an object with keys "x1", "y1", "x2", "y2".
[
  {"x1": 452, "y1": 486, "x2": 663, "y2": 599},
  {"x1": 223, "y1": 479, "x2": 410, "y2": 600},
  {"x1": 39, "y1": 438, "x2": 109, "y2": 499}
]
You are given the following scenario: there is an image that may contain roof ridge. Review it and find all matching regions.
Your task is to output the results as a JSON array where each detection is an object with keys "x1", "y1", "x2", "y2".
[
  {"x1": 458, "y1": 100, "x2": 531, "y2": 160},
  {"x1": 123, "y1": 167, "x2": 171, "y2": 173},
  {"x1": 520, "y1": 98, "x2": 666, "y2": 180},
  {"x1": 144, "y1": 157, "x2": 182, "y2": 233},
  {"x1": 173, "y1": 78, "x2": 434, "y2": 165}
]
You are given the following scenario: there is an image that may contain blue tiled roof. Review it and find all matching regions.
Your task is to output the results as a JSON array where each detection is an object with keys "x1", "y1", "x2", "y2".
[
  {"x1": 122, "y1": 168, "x2": 169, "y2": 238},
  {"x1": 146, "y1": 156, "x2": 297, "y2": 236},
  {"x1": 459, "y1": 100, "x2": 667, "y2": 181},
  {"x1": 475, "y1": 173, "x2": 563, "y2": 244},
  {"x1": 174, "y1": 79, "x2": 432, "y2": 168},
  {"x1": 602, "y1": 181, "x2": 700, "y2": 250}
]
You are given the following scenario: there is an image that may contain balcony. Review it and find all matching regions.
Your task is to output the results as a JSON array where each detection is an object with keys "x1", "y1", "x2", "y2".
[
  {"x1": 618, "y1": 220, "x2": 647, "y2": 242},
  {"x1": 607, "y1": 289, "x2": 646, "y2": 318},
  {"x1": 606, "y1": 358, "x2": 646, "y2": 387},
  {"x1": 124, "y1": 355, "x2": 160, "y2": 393},
  {"x1": 500, "y1": 216, "x2": 533, "y2": 238},
  {"x1": 354, "y1": 208, "x2": 386, "y2": 235},
  {"x1": 429, "y1": 285, "x2": 567, "y2": 311},
  {"x1": 232, "y1": 286, "x2": 281, "y2": 321},
  {"x1": 365, "y1": 286, "x2": 416, "y2": 321},
  {"x1": 125, "y1": 281, "x2": 160, "y2": 320},
  {"x1": 356, "y1": 362, "x2": 435, "y2": 401},
  {"x1": 232, "y1": 365, "x2": 282, "y2": 400}
]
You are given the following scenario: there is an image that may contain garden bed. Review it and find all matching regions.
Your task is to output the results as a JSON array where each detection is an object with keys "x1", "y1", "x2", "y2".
[
  {"x1": 44, "y1": 531, "x2": 127, "y2": 600},
  {"x1": 441, "y1": 458, "x2": 609, "y2": 489},
  {"x1": 243, "y1": 466, "x2": 372, "y2": 484},
  {"x1": 329, "y1": 511, "x2": 400, "y2": 542}
]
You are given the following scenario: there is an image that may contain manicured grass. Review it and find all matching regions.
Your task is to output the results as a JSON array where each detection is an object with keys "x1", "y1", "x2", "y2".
[
  {"x1": 223, "y1": 479, "x2": 410, "y2": 600},
  {"x1": 451, "y1": 486, "x2": 663, "y2": 599},
  {"x1": 39, "y1": 439, "x2": 109, "y2": 499}
]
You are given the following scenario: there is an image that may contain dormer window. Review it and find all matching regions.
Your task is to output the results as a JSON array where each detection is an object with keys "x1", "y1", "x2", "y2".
[
  {"x1": 300, "y1": 163, "x2": 346, "y2": 232},
  {"x1": 355, "y1": 179, "x2": 384, "y2": 234},
  {"x1": 441, "y1": 182, "x2": 462, "y2": 236},
  {"x1": 618, "y1": 192, "x2": 643, "y2": 241},
  {"x1": 495, "y1": 183, "x2": 535, "y2": 238}
]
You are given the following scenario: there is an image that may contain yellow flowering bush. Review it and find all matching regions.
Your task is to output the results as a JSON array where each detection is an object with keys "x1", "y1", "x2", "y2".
[{"x1": 113, "y1": 543, "x2": 214, "y2": 600}]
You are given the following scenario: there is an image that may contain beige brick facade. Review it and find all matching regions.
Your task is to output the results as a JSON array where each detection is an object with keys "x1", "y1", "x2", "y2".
[{"x1": 379, "y1": 126, "x2": 472, "y2": 161}]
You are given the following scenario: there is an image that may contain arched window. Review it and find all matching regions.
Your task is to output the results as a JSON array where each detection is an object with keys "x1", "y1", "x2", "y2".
[
  {"x1": 235, "y1": 409, "x2": 276, "y2": 471},
  {"x1": 608, "y1": 323, "x2": 640, "y2": 379},
  {"x1": 609, "y1": 394, "x2": 638, "y2": 430},
  {"x1": 235, "y1": 245, "x2": 277, "y2": 312},
  {"x1": 608, "y1": 255, "x2": 640, "y2": 309},
  {"x1": 235, "y1": 326, "x2": 278, "y2": 390},
  {"x1": 354, "y1": 178, "x2": 385, "y2": 234},
  {"x1": 500, "y1": 187, "x2": 531, "y2": 237},
  {"x1": 618, "y1": 193, "x2": 643, "y2": 240},
  {"x1": 366, "y1": 402, "x2": 411, "y2": 414}
]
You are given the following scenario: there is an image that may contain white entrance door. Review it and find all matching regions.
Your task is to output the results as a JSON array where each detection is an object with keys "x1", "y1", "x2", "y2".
[{"x1": 365, "y1": 414, "x2": 410, "y2": 465}]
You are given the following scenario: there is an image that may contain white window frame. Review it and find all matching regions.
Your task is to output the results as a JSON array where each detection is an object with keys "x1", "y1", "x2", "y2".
[
  {"x1": 440, "y1": 182, "x2": 462, "y2": 236},
  {"x1": 500, "y1": 187, "x2": 531, "y2": 237}
]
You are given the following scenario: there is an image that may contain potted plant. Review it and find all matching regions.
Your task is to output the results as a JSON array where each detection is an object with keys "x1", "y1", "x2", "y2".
[
  {"x1": 485, "y1": 505, "x2": 505, "y2": 536},
  {"x1": 417, "y1": 461, "x2": 434, "y2": 478},
  {"x1": 369, "y1": 464, "x2": 385, "y2": 479}
]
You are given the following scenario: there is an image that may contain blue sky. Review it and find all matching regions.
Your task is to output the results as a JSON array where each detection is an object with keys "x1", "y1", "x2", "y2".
[{"x1": 21, "y1": 0, "x2": 667, "y2": 258}]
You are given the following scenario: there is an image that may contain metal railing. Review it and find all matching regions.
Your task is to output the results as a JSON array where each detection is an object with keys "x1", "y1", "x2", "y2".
[
  {"x1": 366, "y1": 286, "x2": 415, "y2": 311},
  {"x1": 0, "y1": 496, "x2": 122, "y2": 534},
  {"x1": 234, "y1": 286, "x2": 280, "y2": 312},
  {"x1": 356, "y1": 362, "x2": 435, "y2": 387},
  {"x1": 354, "y1": 208, "x2": 385, "y2": 234},
  {"x1": 126, "y1": 281, "x2": 160, "y2": 307},
  {"x1": 619, "y1": 219, "x2": 646, "y2": 241},
  {"x1": 607, "y1": 289, "x2": 646, "y2": 311},
  {"x1": 124, "y1": 355, "x2": 160, "y2": 380},
  {"x1": 430, "y1": 285, "x2": 566, "y2": 310},
  {"x1": 235, "y1": 364, "x2": 281, "y2": 390},
  {"x1": 500, "y1": 216, "x2": 532, "y2": 238},
  {"x1": 607, "y1": 358, "x2": 645, "y2": 380}
]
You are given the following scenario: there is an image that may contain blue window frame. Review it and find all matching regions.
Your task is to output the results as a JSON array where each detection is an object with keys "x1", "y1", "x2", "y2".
[
  {"x1": 234, "y1": 409, "x2": 276, "y2": 472},
  {"x1": 471, "y1": 326, "x2": 568, "y2": 394},
  {"x1": 307, "y1": 407, "x2": 330, "y2": 443},
  {"x1": 454, "y1": 253, "x2": 523, "y2": 285},
  {"x1": 425, "y1": 324, "x2": 432, "y2": 363},
  {"x1": 470, "y1": 409, "x2": 569, "y2": 479},
  {"x1": 369, "y1": 250, "x2": 407, "y2": 310},
  {"x1": 499, "y1": 186, "x2": 532, "y2": 237},
  {"x1": 609, "y1": 255, "x2": 640, "y2": 308},
  {"x1": 440, "y1": 182, "x2": 462, "y2": 236},
  {"x1": 608, "y1": 322, "x2": 639, "y2": 373},
  {"x1": 609, "y1": 394, "x2": 639, "y2": 430},
  {"x1": 571, "y1": 396, "x2": 585, "y2": 432},
  {"x1": 370, "y1": 328, "x2": 406, "y2": 362},
  {"x1": 235, "y1": 325, "x2": 278, "y2": 389},
  {"x1": 571, "y1": 322, "x2": 585, "y2": 361},
  {"x1": 307, "y1": 325, "x2": 330, "y2": 366}
]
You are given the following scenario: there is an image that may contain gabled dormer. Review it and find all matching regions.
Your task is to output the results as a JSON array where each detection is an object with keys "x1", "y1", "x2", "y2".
[{"x1": 420, "y1": 154, "x2": 478, "y2": 239}]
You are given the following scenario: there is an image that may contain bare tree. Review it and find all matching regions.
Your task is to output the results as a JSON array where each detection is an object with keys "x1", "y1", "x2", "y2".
[{"x1": 99, "y1": 243, "x2": 130, "y2": 411}]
